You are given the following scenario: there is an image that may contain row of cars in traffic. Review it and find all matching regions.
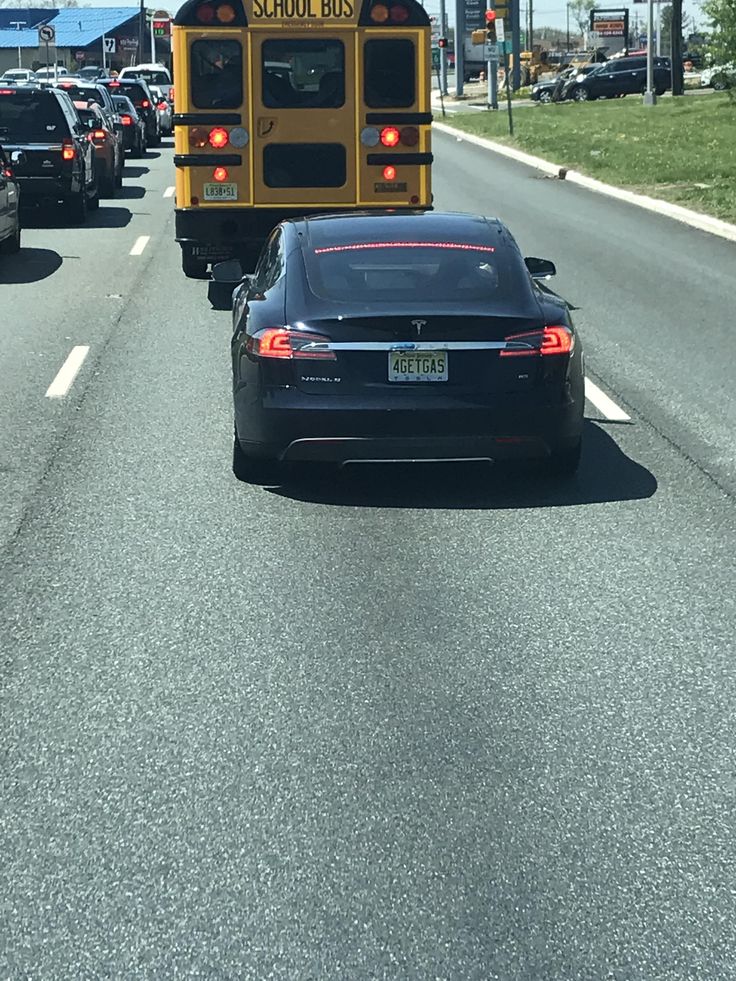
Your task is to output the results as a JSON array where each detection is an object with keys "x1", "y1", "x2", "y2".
[
  {"x1": 0, "y1": 67, "x2": 174, "y2": 245},
  {"x1": 531, "y1": 53, "x2": 734, "y2": 104}
]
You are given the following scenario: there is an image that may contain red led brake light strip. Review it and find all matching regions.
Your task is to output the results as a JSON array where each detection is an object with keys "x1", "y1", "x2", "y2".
[{"x1": 313, "y1": 242, "x2": 496, "y2": 255}]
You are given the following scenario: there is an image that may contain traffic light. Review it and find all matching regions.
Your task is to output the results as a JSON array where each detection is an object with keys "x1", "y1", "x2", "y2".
[
  {"x1": 438, "y1": 37, "x2": 448, "y2": 48},
  {"x1": 485, "y1": 8, "x2": 497, "y2": 42}
]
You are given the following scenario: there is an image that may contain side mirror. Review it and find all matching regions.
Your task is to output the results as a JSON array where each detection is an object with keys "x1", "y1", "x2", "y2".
[
  {"x1": 211, "y1": 258, "x2": 245, "y2": 283},
  {"x1": 10, "y1": 149, "x2": 26, "y2": 167},
  {"x1": 208, "y1": 260, "x2": 249, "y2": 310},
  {"x1": 525, "y1": 256, "x2": 556, "y2": 279}
]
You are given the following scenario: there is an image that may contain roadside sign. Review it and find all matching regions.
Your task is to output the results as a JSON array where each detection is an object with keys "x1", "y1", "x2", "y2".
[
  {"x1": 38, "y1": 24, "x2": 55, "y2": 44},
  {"x1": 153, "y1": 18, "x2": 170, "y2": 37},
  {"x1": 120, "y1": 37, "x2": 139, "y2": 49},
  {"x1": 495, "y1": 17, "x2": 505, "y2": 42},
  {"x1": 485, "y1": 42, "x2": 499, "y2": 59},
  {"x1": 103, "y1": 36, "x2": 117, "y2": 54}
]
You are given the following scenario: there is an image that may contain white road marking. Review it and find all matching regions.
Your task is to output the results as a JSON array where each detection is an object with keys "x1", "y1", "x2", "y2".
[
  {"x1": 163, "y1": 186, "x2": 175, "y2": 198},
  {"x1": 45, "y1": 346, "x2": 89, "y2": 399},
  {"x1": 130, "y1": 235, "x2": 150, "y2": 256},
  {"x1": 585, "y1": 377, "x2": 631, "y2": 422}
]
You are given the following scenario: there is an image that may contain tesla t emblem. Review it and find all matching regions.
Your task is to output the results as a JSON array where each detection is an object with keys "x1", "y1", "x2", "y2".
[{"x1": 411, "y1": 319, "x2": 427, "y2": 337}]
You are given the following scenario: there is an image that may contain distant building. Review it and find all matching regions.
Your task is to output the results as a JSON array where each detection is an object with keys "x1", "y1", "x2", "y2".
[{"x1": 0, "y1": 7, "x2": 171, "y2": 76}]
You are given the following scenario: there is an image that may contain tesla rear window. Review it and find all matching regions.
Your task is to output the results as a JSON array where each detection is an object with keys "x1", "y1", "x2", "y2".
[
  {"x1": 305, "y1": 242, "x2": 523, "y2": 303},
  {"x1": 0, "y1": 91, "x2": 67, "y2": 140}
]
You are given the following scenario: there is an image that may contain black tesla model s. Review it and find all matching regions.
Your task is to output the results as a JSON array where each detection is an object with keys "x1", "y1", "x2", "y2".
[{"x1": 221, "y1": 211, "x2": 585, "y2": 483}]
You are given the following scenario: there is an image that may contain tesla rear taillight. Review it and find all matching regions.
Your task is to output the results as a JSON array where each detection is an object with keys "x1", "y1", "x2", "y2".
[
  {"x1": 501, "y1": 325, "x2": 574, "y2": 357},
  {"x1": 61, "y1": 140, "x2": 75, "y2": 161},
  {"x1": 246, "y1": 328, "x2": 336, "y2": 360}
]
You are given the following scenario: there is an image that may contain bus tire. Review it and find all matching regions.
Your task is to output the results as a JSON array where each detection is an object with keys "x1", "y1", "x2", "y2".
[{"x1": 181, "y1": 249, "x2": 208, "y2": 279}]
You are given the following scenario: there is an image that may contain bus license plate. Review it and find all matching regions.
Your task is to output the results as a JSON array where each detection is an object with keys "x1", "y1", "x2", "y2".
[
  {"x1": 203, "y1": 182, "x2": 238, "y2": 201},
  {"x1": 389, "y1": 351, "x2": 448, "y2": 382}
]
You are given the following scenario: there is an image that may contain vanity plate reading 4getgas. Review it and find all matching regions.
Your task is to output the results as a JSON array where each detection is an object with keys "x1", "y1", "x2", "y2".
[{"x1": 389, "y1": 351, "x2": 448, "y2": 382}]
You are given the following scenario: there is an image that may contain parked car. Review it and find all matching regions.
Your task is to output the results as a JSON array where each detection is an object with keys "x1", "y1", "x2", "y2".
[
  {"x1": 54, "y1": 80, "x2": 124, "y2": 185},
  {"x1": 149, "y1": 85, "x2": 173, "y2": 135},
  {"x1": 111, "y1": 94, "x2": 147, "y2": 157},
  {"x1": 700, "y1": 63, "x2": 735, "y2": 90},
  {"x1": 0, "y1": 85, "x2": 98, "y2": 222},
  {"x1": 562, "y1": 56, "x2": 671, "y2": 101},
  {"x1": 101, "y1": 78, "x2": 160, "y2": 147},
  {"x1": 531, "y1": 64, "x2": 597, "y2": 103},
  {"x1": 119, "y1": 64, "x2": 173, "y2": 102},
  {"x1": 0, "y1": 69, "x2": 37, "y2": 85},
  {"x1": 74, "y1": 102, "x2": 122, "y2": 197},
  {"x1": 0, "y1": 144, "x2": 21, "y2": 254},
  {"x1": 220, "y1": 211, "x2": 585, "y2": 483}
]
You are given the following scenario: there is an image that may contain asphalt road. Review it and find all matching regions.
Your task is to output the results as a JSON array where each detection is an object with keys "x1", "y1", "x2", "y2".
[{"x1": 1, "y1": 137, "x2": 735, "y2": 979}]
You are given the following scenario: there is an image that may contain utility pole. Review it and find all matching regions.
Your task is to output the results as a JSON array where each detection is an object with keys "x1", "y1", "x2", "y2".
[
  {"x1": 454, "y1": 0, "x2": 464, "y2": 97},
  {"x1": 139, "y1": 0, "x2": 145, "y2": 64},
  {"x1": 566, "y1": 4, "x2": 570, "y2": 51},
  {"x1": 670, "y1": 0, "x2": 684, "y2": 95},
  {"x1": 10, "y1": 20, "x2": 26, "y2": 68},
  {"x1": 644, "y1": 0, "x2": 656, "y2": 104},
  {"x1": 439, "y1": 0, "x2": 448, "y2": 95},
  {"x1": 528, "y1": 0, "x2": 533, "y2": 52}
]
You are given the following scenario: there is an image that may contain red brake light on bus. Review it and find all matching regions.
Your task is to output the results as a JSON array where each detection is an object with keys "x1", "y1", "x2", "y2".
[
  {"x1": 389, "y1": 4, "x2": 409, "y2": 21},
  {"x1": 189, "y1": 127, "x2": 209, "y2": 148},
  {"x1": 382, "y1": 165, "x2": 397, "y2": 180},
  {"x1": 213, "y1": 166, "x2": 229, "y2": 182},
  {"x1": 208, "y1": 127, "x2": 229, "y2": 149},
  {"x1": 216, "y1": 2, "x2": 236, "y2": 21},
  {"x1": 380, "y1": 126, "x2": 400, "y2": 147}
]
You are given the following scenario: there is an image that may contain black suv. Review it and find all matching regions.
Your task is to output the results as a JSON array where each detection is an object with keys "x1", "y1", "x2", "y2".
[
  {"x1": 563, "y1": 56, "x2": 671, "y2": 101},
  {"x1": 0, "y1": 85, "x2": 98, "y2": 222},
  {"x1": 101, "y1": 78, "x2": 160, "y2": 147}
]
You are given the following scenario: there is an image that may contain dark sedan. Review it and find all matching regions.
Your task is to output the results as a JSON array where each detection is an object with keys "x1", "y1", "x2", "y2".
[
  {"x1": 220, "y1": 212, "x2": 585, "y2": 483},
  {"x1": 562, "y1": 55, "x2": 671, "y2": 101}
]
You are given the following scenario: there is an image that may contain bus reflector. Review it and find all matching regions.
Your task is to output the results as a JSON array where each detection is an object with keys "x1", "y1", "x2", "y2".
[
  {"x1": 213, "y1": 166, "x2": 229, "y2": 182},
  {"x1": 390, "y1": 4, "x2": 409, "y2": 21},
  {"x1": 380, "y1": 126, "x2": 400, "y2": 147},
  {"x1": 189, "y1": 127, "x2": 209, "y2": 147},
  {"x1": 370, "y1": 3, "x2": 389, "y2": 21},
  {"x1": 208, "y1": 127, "x2": 229, "y2": 148},
  {"x1": 382, "y1": 165, "x2": 396, "y2": 180},
  {"x1": 400, "y1": 126, "x2": 419, "y2": 146},
  {"x1": 360, "y1": 127, "x2": 380, "y2": 147}
]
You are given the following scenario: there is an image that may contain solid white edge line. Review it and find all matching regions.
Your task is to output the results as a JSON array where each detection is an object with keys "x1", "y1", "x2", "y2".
[
  {"x1": 585, "y1": 377, "x2": 631, "y2": 422},
  {"x1": 433, "y1": 121, "x2": 736, "y2": 245},
  {"x1": 163, "y1": 186, "x2": 175, "y2": 198},
  {"x1": 130, "y1": 235, "x2": 150, "y2": 256},
  {"x1": 45, "y1": 346, "x2": 90, "y2": 399}
]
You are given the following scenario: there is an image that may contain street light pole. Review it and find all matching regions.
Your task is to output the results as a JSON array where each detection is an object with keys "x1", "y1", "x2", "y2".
[
  {"x1": 644, "y1": 0, "x2": 656, "y2": 105},
  {"x1": 439, "y1": 0, "x2": 448, "y2": 95},
  {"x1": 10, "y1": 20, "x2": 26, "y2": 68},
  {"x1": 566, "y1": 4, "x2": 570, "y2": 51}
]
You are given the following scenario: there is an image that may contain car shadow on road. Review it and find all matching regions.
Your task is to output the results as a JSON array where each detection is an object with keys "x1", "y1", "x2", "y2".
[
  {"x1": 20, "y1": 205, "x2": 132, "y2": 229},
  {"x1": 266, "y1": 421, "x2": 657, "y2": 510},
  {"x1": 0, "y1": 247, "x2": 62, "y2": 284},
  {"x1": 117, "y1": 185, "x2": 146, "y2": 199},
  {"x1": 124, "y1": 165, "x2": 149, "y2": 179}
]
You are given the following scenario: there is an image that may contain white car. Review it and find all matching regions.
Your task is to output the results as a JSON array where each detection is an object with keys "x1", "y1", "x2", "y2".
[
  {"x1": 34, "y1": 66, "x2": 72, "y2": 82},
  {"x1": 0, "y1": 68, "x2": 37, "y2": 84},
  {"x1": 119, "y1": 64, "x2": 173, "y2": 102},
  {"x1": 700, "y1": 63, "x2": 734, "y2": 90}
]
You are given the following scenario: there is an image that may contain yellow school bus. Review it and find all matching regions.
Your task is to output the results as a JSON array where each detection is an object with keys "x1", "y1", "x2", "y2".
[{"x1": 172, "y1": 0, "x2": 433, "y2": 278}]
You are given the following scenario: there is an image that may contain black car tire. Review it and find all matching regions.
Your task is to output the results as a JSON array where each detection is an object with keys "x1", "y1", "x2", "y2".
[
  {"x1": 67, "y1": 184, "x2": 88, "y2": 224},
  {"x1": 0, "y1": 224, "x2": 20, "y2": 254},
  {"x1": 131, "y1": 136, "x2": 144, "y2": 159},
  {"x1": 655, "y1": 87, "x2": 666, "y2": 97},
  {"x1": 232, "y1": 434, "x2": 284, "y2": 485},
  {"x1": 100, "y1": 162, "x2": 115, "y2": 197},
  {"x1": 89, "y1": 182, "x2": 100, "y2": 211},
  {"x1": 546, "y1": 438, "x2": 582, "y2": 477},
  {"x1": 181, "y1": 248, "x2": 209, "y2": 279},
  {"x1": 148, "y1": 126, "x2": 160, "y2": 148},
  {"x1": 572, "y1": 86, "x2": 590, "y2": 102}
]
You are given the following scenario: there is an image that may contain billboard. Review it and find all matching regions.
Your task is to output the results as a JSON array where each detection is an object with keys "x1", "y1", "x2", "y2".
[{"x1": 590, "y1": 8, "x2": 628, "y2": 37}]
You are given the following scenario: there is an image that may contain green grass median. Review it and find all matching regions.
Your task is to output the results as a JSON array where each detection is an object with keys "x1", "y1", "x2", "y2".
[{"x1": 446, "y1": 95, "x2": 736, "y2": 224}]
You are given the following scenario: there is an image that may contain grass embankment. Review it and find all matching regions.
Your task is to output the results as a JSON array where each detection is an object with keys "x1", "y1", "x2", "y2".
[{"x1": 446, "y1": 95, "x2": 736, "y2": 223}]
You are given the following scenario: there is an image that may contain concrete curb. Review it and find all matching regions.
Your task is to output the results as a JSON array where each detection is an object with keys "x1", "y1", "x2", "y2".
[{"x1": 433, "y1": 120, "x2": 736, "y2": 245}]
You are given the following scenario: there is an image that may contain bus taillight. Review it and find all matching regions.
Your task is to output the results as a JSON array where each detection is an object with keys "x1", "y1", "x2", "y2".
[
  {"x1": 383, "y1": 165, "x2": 397, "y2": 180},
  {"x1": 189, "y1": 127, "x2": 209, "y2": 148},
  {"x1": 213, "y1": 166, "x2": 229, "y2": 182},
  {"x1": 380, "y1": 126, "x2": 400, "y2": 147},
  {"x1": 208, "y1": 127, "x2": 229, "y2": 149}
]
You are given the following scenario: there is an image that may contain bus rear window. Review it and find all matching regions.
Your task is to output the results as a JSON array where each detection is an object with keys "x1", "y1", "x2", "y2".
[
  {"x1": 364, "y1": 39, "x2": 415, "y2": 108},
  {"x1": 264, "y1": 143, "x2": 346, "y2": 188},
  {"x1": 191, "y1": 39, "x2": 243, "y2": 109},
  {"x1": 262, "y1": 40, "x2": 344, "y2": 109}
]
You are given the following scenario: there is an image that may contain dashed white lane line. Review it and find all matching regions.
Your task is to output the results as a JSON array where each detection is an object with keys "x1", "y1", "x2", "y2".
[
  {"x1": 163, "y1": 186, "x2": 175, "y2": 198},
  {"x1": 585, "y1": 377, "x2": 631, "y2": 422},
  {"x1": 130, "y1": 235, "x2": 150, "y2": 256},
  {"x1": 45, "y1": 346, "x2": 89, "y2": 399}
]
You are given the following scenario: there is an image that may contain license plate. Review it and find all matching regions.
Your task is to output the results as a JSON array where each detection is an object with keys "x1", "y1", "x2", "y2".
[
  {"x1": 388, "y1": 351, "x2": 448, "y2": 382},
  {"x1": 203, "y1": 182, "x2": 237, "y2": 201}
]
